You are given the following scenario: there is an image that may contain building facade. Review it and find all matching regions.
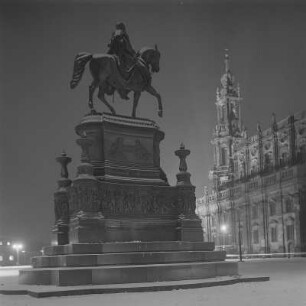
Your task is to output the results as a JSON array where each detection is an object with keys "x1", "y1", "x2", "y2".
[
  {"x1": 196, "y1": 53, "x2": 306, "y2": 254},
  {"x1": 0, "y1": 238, "x2": 15, "y2": 265}
]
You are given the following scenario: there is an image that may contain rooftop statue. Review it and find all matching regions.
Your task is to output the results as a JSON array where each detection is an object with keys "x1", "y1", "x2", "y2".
[{"x1": 70, "y1": 22, "x2": 162, "y2": 118}]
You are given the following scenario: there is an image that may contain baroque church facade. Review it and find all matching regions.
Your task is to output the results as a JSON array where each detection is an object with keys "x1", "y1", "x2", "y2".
[{"x1": 196, "y1": 53, "x2": 306, "y2": 254}]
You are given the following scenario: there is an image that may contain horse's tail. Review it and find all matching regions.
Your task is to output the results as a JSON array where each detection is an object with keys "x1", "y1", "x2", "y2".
[{"x1": 70, "y1": 52, "x2": 93, "y2": 89}]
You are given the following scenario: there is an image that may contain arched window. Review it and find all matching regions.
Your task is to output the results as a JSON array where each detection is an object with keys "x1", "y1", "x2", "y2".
[
  {"x1": 286, "y1": 217, "x2": 295, "y2": 241},
  {"x1": 297, "y1": 144, "x2": 306, "y2": 162},
  {"x1": 252, "y1": 205, "x2": 258, "y2": 219},
  {"x1": 269, "y1": 220, "x2": 278, "y2": 242},
  {"x1": 221, "y1": 147, "x2": 227, "y2": 165},
  {"x1": 220, "y1": 105, "x2": 226, "y2": 122},
  {"x1": 285, "y1": 198, "x2": 293, "y2": 213},
  {"x1": 252, "y1": 225, "x2": 259, "y2": 244},
  {"x1": 269, "y1": 201, "x2": 276, "y2": 216},
  {"x1": 264, "y1": 153, "x2": 271, "y2": 168}
]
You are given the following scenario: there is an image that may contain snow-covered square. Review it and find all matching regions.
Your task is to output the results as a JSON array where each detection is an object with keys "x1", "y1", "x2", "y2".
[{"x1": 1, "y1": 258, "x2": 306, "y2": 306}]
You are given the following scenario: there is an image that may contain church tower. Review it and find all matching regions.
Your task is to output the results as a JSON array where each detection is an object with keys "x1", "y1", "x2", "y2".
[{"x1": 210, "y1": 51, "x2": 244, "y2": 188}]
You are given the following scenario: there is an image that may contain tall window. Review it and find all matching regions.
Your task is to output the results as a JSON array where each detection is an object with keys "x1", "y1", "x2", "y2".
[
  {"x1": 286, "y1": 224, "x2": 294, "y2": 240},
  {"x1": 253, "y1": 229, "x2": 259, "y2": 244},
  {"x1": 285, "y1": 198, "x2": 293, "y2": 213},
  {"x1": 264, "y1": 153, "x2": 271, "y2": 168},
  {"x1": 221, "y1": 148, "x2": 227, "y2": 165},
  {"x1": 271, "y1": 227, "x2": 278, "y2": 242},
  {"x1": 280, "y1": 152, "x2": 289, "y2": 166},
  {"x1": 299, "y1": 145, "x2": 306, "y2": 162},
  {"x1": 234, "y1": 160, "x2": 238, "y2": 173},
  {"x1": 252, "y1": 205, "x2": 258, "y2": 219},
  {"x1": 220, "y1": 105, "x2": 226, "y2": 122},
  {"x1": 269, "y1": 202, "x2": 276, "y2": 216}
]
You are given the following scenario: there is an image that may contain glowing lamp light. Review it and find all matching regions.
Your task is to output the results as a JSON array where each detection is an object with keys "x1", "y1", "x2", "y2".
[
  {"x1": 12, "y1": 243, "x2": 23, "y2": 265},
  {"x1": 12, "y1": 243, "x2": 23, "y2": 251},
  {"x1": 220, "y1": 224, "x2": 227, "y2": 233}
]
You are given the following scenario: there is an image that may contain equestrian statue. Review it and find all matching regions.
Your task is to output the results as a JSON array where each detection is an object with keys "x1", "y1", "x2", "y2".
[{"x1": 70, "y1": 22, "x2": 162, "y2": 118}]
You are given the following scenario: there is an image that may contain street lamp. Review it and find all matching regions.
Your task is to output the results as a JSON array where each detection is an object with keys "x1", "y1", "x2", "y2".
[
  {"x1": 220, "y1": 224, "x2": 227, "y2": 250},
  {"x1": 237, "y1": 210, "x2": 243, "y2": 262},
  {"x1": 12, "y1": 243, "x2": 23, "y2": 265}
]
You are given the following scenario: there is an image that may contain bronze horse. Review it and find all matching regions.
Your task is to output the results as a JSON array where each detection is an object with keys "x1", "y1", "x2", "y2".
[{"x1": 70, "y1": 46, "x2": 162, "y2": 118}]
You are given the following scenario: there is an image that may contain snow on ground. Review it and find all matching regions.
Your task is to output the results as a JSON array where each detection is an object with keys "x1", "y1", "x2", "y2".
[{"x1": 1, "y1": 258, "x2": 306, "y2": 306}]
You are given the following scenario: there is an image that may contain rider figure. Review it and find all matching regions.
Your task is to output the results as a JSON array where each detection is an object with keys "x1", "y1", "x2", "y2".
[
  {"x1": 107, "y1": 22, "x2": 153, "y2": 100},
  {"x1": 108, "y1": 22, "x2": 136, "y2": 69},
  {"x1": 107, "y1": 22, "x2": 136, "y2": 100}
]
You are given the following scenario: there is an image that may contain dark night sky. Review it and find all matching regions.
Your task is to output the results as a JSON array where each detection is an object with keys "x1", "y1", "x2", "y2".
[{"x1": 1, "y1": 0, "x2": 306, "y2": 246}]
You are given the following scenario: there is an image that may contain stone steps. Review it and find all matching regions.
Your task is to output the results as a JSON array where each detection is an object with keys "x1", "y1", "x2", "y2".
[
  {"x1": 43, "y1": 241, "x2": 215, "y2": 256},
  {"x1": 32, "y1": 250, "x2": 226, "y2": 268},
  {"x1": 20, "y1": 242, "x2": 237, "y2": 287},
  {"x1": 19, "y1": 261, "x2": 238, "y2": 286}
]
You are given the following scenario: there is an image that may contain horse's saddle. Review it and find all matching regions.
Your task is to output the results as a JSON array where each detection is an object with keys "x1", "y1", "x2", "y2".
[{"x1": 114, "y1": 55, "x2": 151, "y2": 88}]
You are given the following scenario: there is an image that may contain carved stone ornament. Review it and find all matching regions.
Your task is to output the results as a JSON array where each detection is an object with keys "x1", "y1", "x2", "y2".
[{"x1": 70, "y1": 181, "x2": 100, "y2": 213}]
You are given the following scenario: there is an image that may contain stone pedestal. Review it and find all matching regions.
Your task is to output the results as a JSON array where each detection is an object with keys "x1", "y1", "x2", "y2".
[
  {"x1": 19, "y1": 113, "x2": 238, "y2": 287},
  {"x1": 75, "y1": 113, "x2": 168, "y2": 185},
  {"x1": 66, "y1": 113, "x2": 203, "y2": 243}
]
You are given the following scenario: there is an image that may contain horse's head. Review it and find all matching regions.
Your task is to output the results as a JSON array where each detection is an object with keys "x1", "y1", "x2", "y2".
[{"x1": 138, "y1": 45, "x2": 160, "y2": 73}]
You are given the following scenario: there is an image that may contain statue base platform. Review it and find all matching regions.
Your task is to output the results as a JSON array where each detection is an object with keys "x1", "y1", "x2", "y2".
[
  {"x1": 19, "y1": 241, "x2": 238, "y2": 286},
  {"x1": 20, "y1": 113, "x2": 238, "y2": 287}
]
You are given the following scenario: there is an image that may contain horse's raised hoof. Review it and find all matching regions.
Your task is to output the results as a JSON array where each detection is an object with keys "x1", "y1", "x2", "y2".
[{"x1": 158, "y1": 110, "x2": 163, "y2": 117}]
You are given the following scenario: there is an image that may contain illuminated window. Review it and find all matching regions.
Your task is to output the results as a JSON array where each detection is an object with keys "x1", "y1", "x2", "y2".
[
  {"x1": 0, "y1": 256, "x2": 3, "y2": 261},
  {"x1": 0, "y1": 241, "x2": 2, "y2": 245},
  {"x1": 9, "y1": 255, "x2": 14, "y2": 261},
  {"x1": 7, "y1": 242, "x2": 10, "y2": 246}
]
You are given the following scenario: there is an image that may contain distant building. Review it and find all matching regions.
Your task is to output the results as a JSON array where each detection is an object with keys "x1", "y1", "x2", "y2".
[
  {"x1": 0, "y1": 238, "x2": 16, "y2": 265},
  {"x1": 196, "y1": 53, "x2": 306, "y2": 254}
]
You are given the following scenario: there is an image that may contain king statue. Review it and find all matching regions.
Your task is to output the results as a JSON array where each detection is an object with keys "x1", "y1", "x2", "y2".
[{"x1": 70, "y1": 22, "x2": 162, "y2": 118}]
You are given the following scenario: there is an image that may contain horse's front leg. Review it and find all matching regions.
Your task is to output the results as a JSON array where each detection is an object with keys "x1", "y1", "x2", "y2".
[
  {"x1": 98, "y1": 85, "x2": 116, "y2": 115},
  {"x1": 132, "y1": 91, "x2": 141, "y2": 118},
  {"x1": 145, "y1": 85, "x2": 162, "y2": 117},
  {"x1": 89, "y1": 81, "x2": 98, "y2": 111}
]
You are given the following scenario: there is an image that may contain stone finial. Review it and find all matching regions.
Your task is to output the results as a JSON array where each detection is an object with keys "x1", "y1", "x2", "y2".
[
  {"x1": 216, "y1": 87, "x2": 220, "y2": 99},
  {"x1": 175, "y1": 143, "x2": 192, "y2": 186},
  {"x1": 56, "y1": 151, "x2": 72, "y2": 179},
  {"x1": 256, "y1": 122, "x2": 262, "y2": 134},
  {"x1": 237, "y1": 82, "x2": 241, "y2": 97},
  {"x1": 271, "y1": 112, "x2": 278, "y2": 132},
  {"x1": 224, "y1": 49, "x2": 230, "y2": 72}
]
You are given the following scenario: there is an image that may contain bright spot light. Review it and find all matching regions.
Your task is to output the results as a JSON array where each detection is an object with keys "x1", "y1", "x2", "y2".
[
  {"x1": 12, "y1": 243, "x2": 23, "y2": 250},
  {"x1": 9, "y1": 255, "x2": 14, "y2": 261},
  {"x1": 220, "y1": 224, "x2": 227, "y2": 233}
]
